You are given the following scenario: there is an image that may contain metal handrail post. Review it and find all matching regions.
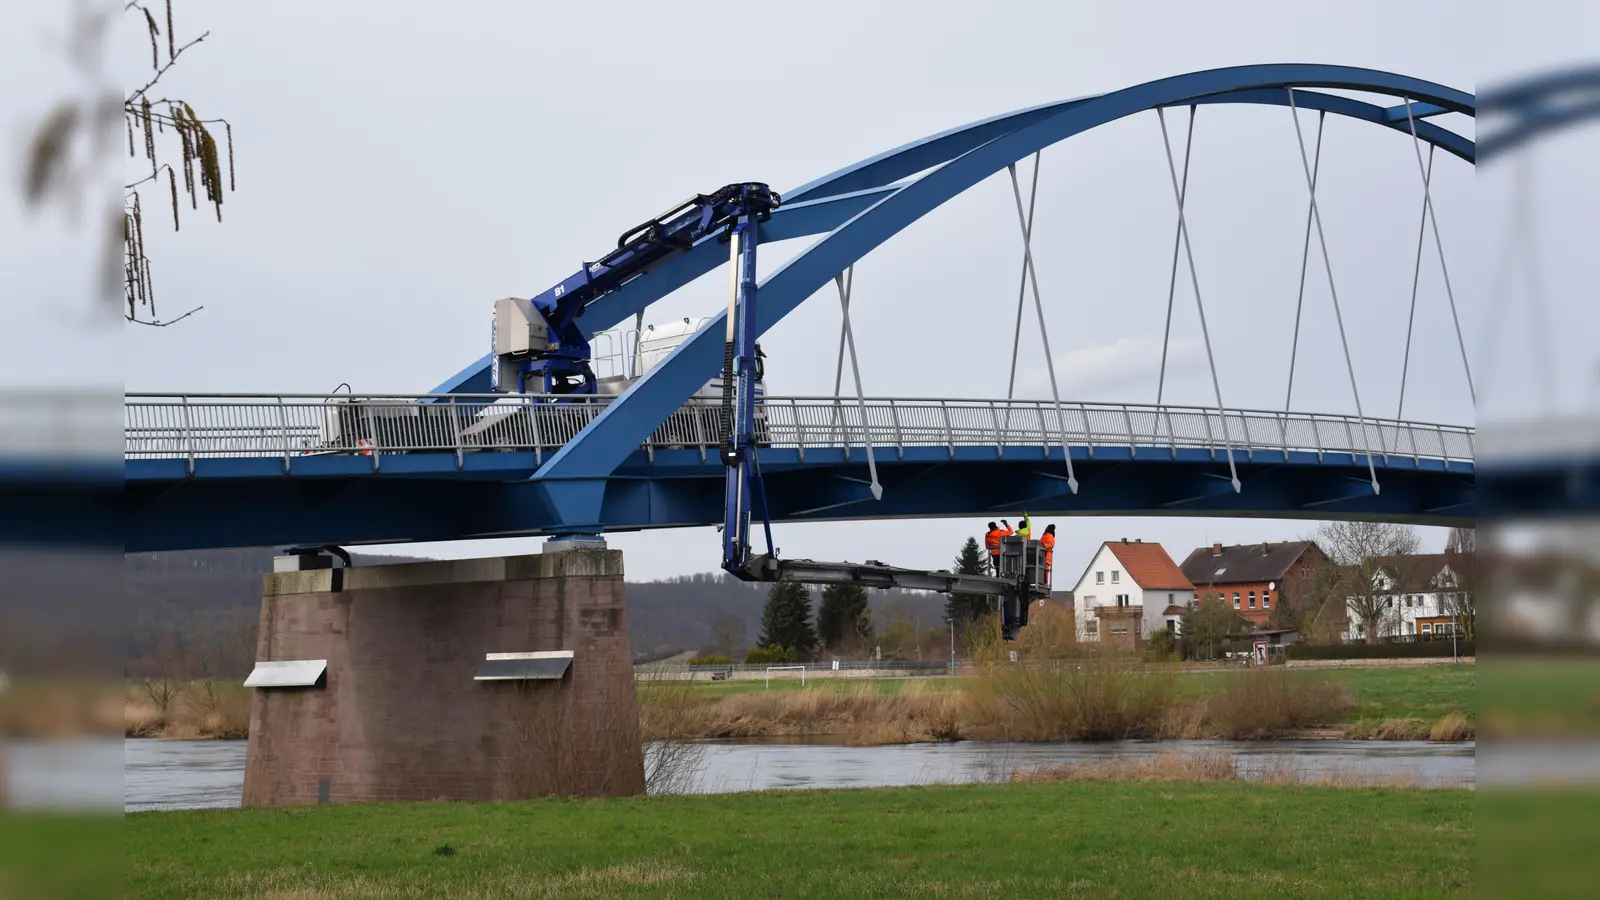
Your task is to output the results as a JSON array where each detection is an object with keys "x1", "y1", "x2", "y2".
[
  {"x1": 365, "y1": 402, "x2": 380, "y2": 472},
  {"x1": 990, "y1": 400, "x2": 1003, "y2": 459},
  {"x1": 793, "y1": 398, "x2": 805, "y2": 461},
  {"x1": 940, "y1": 400, "x2": 954, "y2": 459},
  {"x1": 450, "y1": 396, "x2": 464, "y2": 470},
  {"x1": 529, "y1": 397, "x2": 544, "y2": 466},
  {"x1": 276, "y1": 396, "x2": 291, "y2": 474},
  {"x1": 889, "y1": 400, "x2": 904, "y2": 459},
  {"x1": 181, "y1": 395, "x2": 195, "y2": 475}
]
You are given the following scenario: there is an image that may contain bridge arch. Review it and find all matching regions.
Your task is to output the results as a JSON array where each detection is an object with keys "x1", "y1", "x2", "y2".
[{"x1": 532, "y1": 63, "x2": 1476, "y2": 517}]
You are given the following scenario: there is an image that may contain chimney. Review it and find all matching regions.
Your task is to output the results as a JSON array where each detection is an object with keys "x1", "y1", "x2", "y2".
[
  {"x1": 1212, "y1": 543, "x2": 1222, "y2": 556},
  {"x1": 1121, "y1": 537, "x2": 1127, "y2": 543},
  {"x1": 1136, "y1": 538, "x2": 1142, "y2": 543},
  {"x1": 1261, "y1": 542, "x2": 1269, "y2": 556}
]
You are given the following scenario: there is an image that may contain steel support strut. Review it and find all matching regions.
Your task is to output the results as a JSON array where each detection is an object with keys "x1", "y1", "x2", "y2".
[{"x1": 721, "y1": 197, "x2": 771, "y2": 573}]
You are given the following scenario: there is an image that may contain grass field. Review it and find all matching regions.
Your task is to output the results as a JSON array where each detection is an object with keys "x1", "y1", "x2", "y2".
[{"x1": 126, "y1": 782, "x2": 1473, "y2": 899}]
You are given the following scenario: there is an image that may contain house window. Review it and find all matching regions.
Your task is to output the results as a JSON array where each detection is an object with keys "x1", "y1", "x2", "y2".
[
  {"x1": 1166, "y1": 620, "x2": 1176, "y2": 634},
  {"x1": 1096, "y1": 571, "x2": 1104, "y2": 585},
  {"x1": 1086, "y1": 619, "x2": 1098, "y2": 635},
  {"x1": 1111, "y1": 571, "x2": 1120, "y2": 584},
  {"x1": 1262, "y1": 591, "x2": 1272, "y2": 609},
  {"x1": 1248, "y1": 591, "x2": 1256, "y2": 609},
  {"x1": 1233, "y1": 592, "x2": 1241, "y2": 609},
  {"x1": 1168, "y1": 592, "x2": 1176, "y2": 605},
  {"x1": 1116, "y1": 594, "x2": 1130, "y2": 607},
  {"x1": 1110, "y1": 622, "x2": 1128, "y2": 634},
  {"x1": 1421, "y1": 623, "x2": 1432, "y2": 635}
]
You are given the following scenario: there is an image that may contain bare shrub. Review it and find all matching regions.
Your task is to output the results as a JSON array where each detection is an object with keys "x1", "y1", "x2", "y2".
[
  {"x1": 635, "y1": 670, "x2": 711, "y2": 794},
  {"x1": 1200, "y1": 670, "x2": 1354, "y2": 739},
  {"x1": 497, "y1": 680, "x2": 642, "y2": 799}
]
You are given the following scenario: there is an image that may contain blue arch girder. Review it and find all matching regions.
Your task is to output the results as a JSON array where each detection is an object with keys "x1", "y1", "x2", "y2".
[
  {"x1": 503, "y1": 64, "x2": 1475, "y2": 531},
  {"x1": 435, "y1": 67, "x2": 1474, "y2": 397},
  {"x1": 122, "y1": 447, "x2": 1474, "y2": 552}
]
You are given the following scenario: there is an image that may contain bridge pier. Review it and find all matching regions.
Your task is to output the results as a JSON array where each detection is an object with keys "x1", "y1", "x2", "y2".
[{"x1": 241, "y1": 549, "x2": 644, "y2": 806}]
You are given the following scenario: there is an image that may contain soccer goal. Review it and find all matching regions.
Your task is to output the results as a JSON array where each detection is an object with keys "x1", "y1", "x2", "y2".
[{"x1": 764, "y1": 665, "x2": 806, "y2": 688}]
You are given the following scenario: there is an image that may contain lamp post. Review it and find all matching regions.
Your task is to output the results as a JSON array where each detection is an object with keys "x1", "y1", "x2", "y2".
[{"x1": 946, "y1": 616, "x2": 957, "y2": 672}]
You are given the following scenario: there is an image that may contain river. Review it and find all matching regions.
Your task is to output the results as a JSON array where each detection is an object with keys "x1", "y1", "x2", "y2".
[{"x1": 115, "y1": 738, "x2": 1476, "y2": 812}]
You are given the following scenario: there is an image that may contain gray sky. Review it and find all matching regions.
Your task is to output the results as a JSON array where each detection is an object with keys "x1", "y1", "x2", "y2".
[{"x1": 6, "y1": 1, "x2": 1597, "y2": 581}]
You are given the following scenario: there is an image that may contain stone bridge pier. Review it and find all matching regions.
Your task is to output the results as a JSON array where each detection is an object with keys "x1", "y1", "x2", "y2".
[{"x1": 242, "y1": 548, "x2": 644, "y2": 805}]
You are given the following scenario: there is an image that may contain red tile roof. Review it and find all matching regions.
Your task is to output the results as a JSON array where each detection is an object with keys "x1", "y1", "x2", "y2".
[{"x1": 1105, "y1": 541, "x2": 1195, "y2": 591}]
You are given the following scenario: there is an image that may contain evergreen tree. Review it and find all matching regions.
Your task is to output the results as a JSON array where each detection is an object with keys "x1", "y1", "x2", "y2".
[
  {"x1": 945, "y1": 537, "x2": 991, "y2": 627},
  {"x1": 817, "y1": 584, "x2": 873, "y2": 652},
  {"x1": 1265, "y1": 580, "x2": 1303, "y2": 632},
  {"x1": 1179, "y1": 592, "x2": 1252, "y2": 659},
  {"x1": 758, "y1": 582, "x2": 818, "y2": 657}
]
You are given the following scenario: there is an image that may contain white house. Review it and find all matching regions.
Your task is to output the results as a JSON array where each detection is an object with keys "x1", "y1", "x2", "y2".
[
  {"x1": 1070, "y1": 539, "x2": 1196, "y2": 645},
  {"x1": 1342, "y1": 554, "x2": 1470, "y2": 642}
]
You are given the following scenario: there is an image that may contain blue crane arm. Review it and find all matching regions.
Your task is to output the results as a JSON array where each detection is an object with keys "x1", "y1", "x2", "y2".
[{"x1": 529, "y1": 183, "x2": 781, "y2": 356}]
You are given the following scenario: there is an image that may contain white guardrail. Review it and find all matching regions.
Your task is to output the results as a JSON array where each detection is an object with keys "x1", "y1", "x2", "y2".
[{"x1": 122, "y1": 393, "x2": 1476, "y2": 468}]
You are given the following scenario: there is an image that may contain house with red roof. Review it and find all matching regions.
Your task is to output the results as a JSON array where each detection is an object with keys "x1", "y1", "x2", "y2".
[
  {"x1": 1069, "y1": 539, "x2": 1195, "y2": 648},
  {"x1": 1178, "y1": 541, "x2": 1329, "y2": 628}
]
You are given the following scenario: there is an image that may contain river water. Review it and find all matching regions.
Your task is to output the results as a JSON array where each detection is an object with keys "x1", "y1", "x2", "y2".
[{"x1": 115, "y1": 738, "x2": 1476, "y2": 812}]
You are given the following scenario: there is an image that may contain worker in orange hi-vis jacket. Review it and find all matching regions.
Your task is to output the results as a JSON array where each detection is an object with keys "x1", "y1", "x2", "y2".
[
  {"x1": 983, "y1": 522, "x2": 1005, "y2": 575},
  {"x1": 1040, "y1": 523, "x2": 1057, "y2": 587}
]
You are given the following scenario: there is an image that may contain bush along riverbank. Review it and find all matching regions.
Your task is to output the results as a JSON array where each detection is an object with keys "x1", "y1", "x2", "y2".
[
  {"x1": 637, "y1": 658, "x2": 1476, "y2": 745},
  {"x1": 119, "y1": 659, "x2": 1474, "y2": 744}
]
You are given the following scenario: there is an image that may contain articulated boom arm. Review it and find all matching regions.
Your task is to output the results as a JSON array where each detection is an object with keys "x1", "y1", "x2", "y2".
[
  {"x1": 495, "y1": 182, "x2": 780, "y2": 394},
  {"x1": 736, "y1": 551, "x2": 1050, "y2": 640}
]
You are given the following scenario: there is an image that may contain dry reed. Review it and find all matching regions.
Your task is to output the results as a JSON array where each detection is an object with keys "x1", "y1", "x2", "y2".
[
  {"x1": 1013, "y1": 751, "x2": 1238, "y2": 784},
  {"x1": 1199, "y1": 669, "x2": 1355, "y2": 739},
  {"x1": 122, "y1": 681, "x2": 251, "y2": 739}
]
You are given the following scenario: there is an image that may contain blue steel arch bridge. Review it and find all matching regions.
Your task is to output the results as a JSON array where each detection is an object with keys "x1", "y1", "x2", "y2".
[
  {"x1": 117, "y1": 62, "x2": 1498, "y2": 571},
  {"x1": 124, "y1": 63, "x2": 1487, "y2": 565}
]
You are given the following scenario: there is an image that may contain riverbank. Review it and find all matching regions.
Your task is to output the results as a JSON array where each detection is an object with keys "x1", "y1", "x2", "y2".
[
  {"x1": 639, "y1": 663, "x2": 1477, "y2": 745},
  {"x1": 117, "y1": 663, "x2": 1476, "y2": 744},
  {"x1": 126, "y1": 779, "x2": 1473, "y2": 899}
]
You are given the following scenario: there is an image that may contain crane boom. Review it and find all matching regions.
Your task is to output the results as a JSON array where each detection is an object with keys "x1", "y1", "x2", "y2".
[{"x1": 490, "y1": 182, "x2": 780, "y2": 394}]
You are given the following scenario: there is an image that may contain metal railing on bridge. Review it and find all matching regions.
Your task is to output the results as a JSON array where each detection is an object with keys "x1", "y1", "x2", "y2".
[{"x1": 123, "y1": 393, "x2": 1475, "y2": 469}]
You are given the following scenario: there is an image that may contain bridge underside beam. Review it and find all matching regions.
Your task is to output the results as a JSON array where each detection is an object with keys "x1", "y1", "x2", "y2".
[{"x1": 122, "y1": 450, "x2": 1475, "y2": 552}]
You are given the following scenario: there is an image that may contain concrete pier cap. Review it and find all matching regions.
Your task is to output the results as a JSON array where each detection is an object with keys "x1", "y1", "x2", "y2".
[{"x1": 243, "y1": 548, "x2": 642, "y2": 805}]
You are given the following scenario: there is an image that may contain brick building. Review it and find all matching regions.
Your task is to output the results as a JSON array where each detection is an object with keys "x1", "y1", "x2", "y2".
[{"x1": 1178, "y1": 541, "x2": 1328, "y2": 627}]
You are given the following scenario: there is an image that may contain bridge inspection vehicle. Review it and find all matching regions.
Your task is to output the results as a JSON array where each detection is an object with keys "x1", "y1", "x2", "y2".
[{"x1": 486, "y1": 181, "x2": 1051, "y2": 638}]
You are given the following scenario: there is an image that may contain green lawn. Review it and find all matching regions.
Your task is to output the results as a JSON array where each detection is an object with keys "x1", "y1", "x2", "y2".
[
  {"x1": 1323, "y1": 664, "x2": 1475, "y2": 724},
  {"x1": 127, "y1": 782, "x2": 1472, "y2": 899},
  {"x1": 1479, "y1": 658, "x2": 1600, "y2": 736}
]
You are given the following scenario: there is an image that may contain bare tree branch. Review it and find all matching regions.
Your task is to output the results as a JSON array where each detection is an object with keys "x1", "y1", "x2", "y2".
[{"x1": 126, "y1": 30, "x2": 208, "y2": 104}]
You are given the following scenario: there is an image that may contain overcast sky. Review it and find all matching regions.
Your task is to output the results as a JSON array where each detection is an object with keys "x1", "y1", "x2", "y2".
[{"x1": 6, "y1": 1, "x2": 1597, "y2": 581}]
